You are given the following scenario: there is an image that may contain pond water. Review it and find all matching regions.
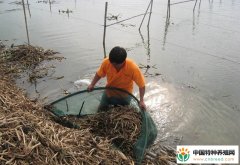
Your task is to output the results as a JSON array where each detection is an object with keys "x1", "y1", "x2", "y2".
[{"x1": 1, "y1": 0, "x2": 240, "y2": 147}]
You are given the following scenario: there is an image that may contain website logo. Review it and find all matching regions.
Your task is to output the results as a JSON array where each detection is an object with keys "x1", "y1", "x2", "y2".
[
  {"x1": 177, "y1": 147, "x2": 190, "y2": 162},
  {"x1": 176, "y1": 145, "x2": 239, "y2": 164}
]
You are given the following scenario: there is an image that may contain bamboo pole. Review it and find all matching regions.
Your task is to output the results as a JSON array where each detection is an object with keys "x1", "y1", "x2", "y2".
[
  {"x1": 26, "y1": 0, "x2": 31, "y2": 17},
  {"x1": 22, "y1": 0, "x2": 30, "y2": 45},
  {"x1": 139, "y1": 0, "x2": 152, "y2": 30},
  {"x1": 147, "y1": 0, "x2": 153, "y2": 27},
  {"x1": 166, "y1": 0, "x2": 170, "y2": 19},
  {"x1": 103, "y1": 2, "x2": 108, "y2": 58},
  {"x1": 168, "y1": 0, "x2": 170, "y2": 19}
]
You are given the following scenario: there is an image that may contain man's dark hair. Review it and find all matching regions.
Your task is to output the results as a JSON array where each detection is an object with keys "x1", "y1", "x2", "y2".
[{"x1": 109, "y1": 46, "x2": 127, "y2": 64}]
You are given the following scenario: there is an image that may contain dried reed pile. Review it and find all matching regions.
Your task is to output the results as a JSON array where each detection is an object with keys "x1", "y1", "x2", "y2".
[
  {"x1": 0, "y1": 44, "x2": 133, "y2": 164},
  {"x1": 0, "y1": 79, "x2": 134, "y2": 164},
  {"x1": 58, "y1": 109, "x2": 177, "y2": 165},
  {"x1": 60, "y1": 106, "x2": 142, "y2": 156}
]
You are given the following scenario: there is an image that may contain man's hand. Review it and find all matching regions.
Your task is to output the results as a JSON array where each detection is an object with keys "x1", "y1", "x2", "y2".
[
  {"x1": 139, "y1": 100, "x2": 146, "y2": 110},
  {"x1": 87, "y1": 73, "x2": 101, "y2": 92},
  {"x1": 87, "y1": 84, "x2": 94, "y2": 92}
]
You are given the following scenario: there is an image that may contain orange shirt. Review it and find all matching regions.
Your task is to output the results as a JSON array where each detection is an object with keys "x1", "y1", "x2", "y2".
[{"x1": 97, "y1": 58, "x2": 145, "y2": 93}]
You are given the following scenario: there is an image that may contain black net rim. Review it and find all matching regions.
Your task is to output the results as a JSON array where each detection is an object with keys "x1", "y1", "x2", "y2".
[{"x1": 49, "y1": 86, "x2": 140, "y2": 106}]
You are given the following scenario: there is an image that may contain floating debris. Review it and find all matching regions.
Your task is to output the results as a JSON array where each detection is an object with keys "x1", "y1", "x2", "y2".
[
  {"x1": 125, "y1": 43, "x2": 142, "y2": 52},
  {"x1": 139, "y1": 64, "x2": 157, "y2": 69},
  {"x1": 120, "y1": 23, "x2": 136, "y2": 27},
  {"x1": 183, "y1": 83, "x2": 197, "y2": 89},
  {"x1": 139, "y1": 64, "x2": 161, "y2": 77},
  {"x1": 58, "y1": 9, "x2": 73, "y2": 14},
  {"x1": 107, "y1": 13, "x2": 120, "y2": 21},
  {"x1": 36, "y1": 0, "x2": 48, "y2": 4},
  {"x1": 36, "y1": 0, "x2": 57, "y2": 4},
  {"x1": 155, "y1": 73, "x2": 161, "y2": 76},
  {"x1": 28, "y1": 65, "x2": 55, "y2": 83},
  {"x1": 52, "y1": 76, "x2": 64, "y2": 80},
  {"x1": 0, "y1": 44, "x2": 64, "y2": 82}
]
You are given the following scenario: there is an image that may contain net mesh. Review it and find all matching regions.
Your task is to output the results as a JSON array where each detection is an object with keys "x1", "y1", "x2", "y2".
[{"x1": 47, "y1": 87, "x2": 157, "y2": 164}]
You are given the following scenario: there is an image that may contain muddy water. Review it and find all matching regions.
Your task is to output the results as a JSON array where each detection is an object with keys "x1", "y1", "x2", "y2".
[{"x1": 1, "y1": 0, "x2": 240, "y2": 147}]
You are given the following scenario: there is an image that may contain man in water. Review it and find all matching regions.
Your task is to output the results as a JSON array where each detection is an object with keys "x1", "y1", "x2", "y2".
[{"x1": 87, "y1": 46, "x2": 146, "y2": 110}]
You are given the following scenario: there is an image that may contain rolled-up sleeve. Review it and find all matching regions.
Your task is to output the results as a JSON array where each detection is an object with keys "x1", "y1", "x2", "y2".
[{"x1": 97, "y1": 59, "x2": 108, "y2": 77}]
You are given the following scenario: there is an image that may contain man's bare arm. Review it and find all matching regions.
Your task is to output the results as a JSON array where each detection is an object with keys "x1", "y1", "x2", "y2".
[
  {"x1": 87, "y1": 73, "x2": 101, "y2": 91},
  {"x1": 139, "y1": 86, "x2": 146, "y2": 110}
]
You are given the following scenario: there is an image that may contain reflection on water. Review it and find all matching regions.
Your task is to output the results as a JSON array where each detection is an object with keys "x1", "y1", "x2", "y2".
[
  {"x1": 47, "y1": 0, "x2": 52, "y2": 12},
  {"x1": 162, "y1": 16, "x2": 170, "y2": 50},
  {"x1": 192, "y1": 0, "x2": 201, "y2": 34},
  {"x1": 143, "y1": 79, "x2": 240, "y2": 147},
  {"x1": 208, "y1": 0, "x2": 214, "y2": 10},
  {"x1": 139, "y1": 80, "x2": 185, "y2": 146},
  {"x1": 1, "y1": 0, "x2": 240, "y2": 148},
  {"x1": 139, "y1": 26, "x2": 150, "y2": 61}
]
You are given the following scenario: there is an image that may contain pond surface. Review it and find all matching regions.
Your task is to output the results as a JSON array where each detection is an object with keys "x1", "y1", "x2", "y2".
[{"x1": 1, "y1": 0, "x2": 240, "y2": 147}]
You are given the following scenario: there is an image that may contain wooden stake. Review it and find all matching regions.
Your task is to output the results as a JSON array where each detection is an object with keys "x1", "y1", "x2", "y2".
[
  {"x1": 22, "y1": 0, "x2": 30, "y2": 45},
  {"x1": 147, "y1": 0, "x2": 153, "y2": 27},
  {"x1": 26, "y1": 0, "x2": 31, "y2": 17},
  {"x1": 168, "y1": 0, "x2": 170, "y2": 19}
]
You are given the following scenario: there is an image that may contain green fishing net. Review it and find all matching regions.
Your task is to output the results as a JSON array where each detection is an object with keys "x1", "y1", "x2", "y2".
[{"x1": 47, "y1": 87, "x2": 157, "y2": 164}]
